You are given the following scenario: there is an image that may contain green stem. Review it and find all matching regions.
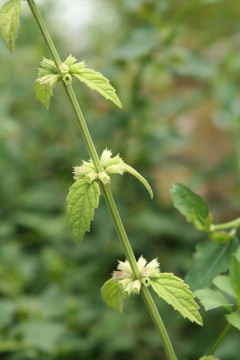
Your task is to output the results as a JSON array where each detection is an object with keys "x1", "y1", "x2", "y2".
[
  {"x1": 208, "y1": 323, "x2": 231, "y2": 356},
  {"x1": 211, "y1": 217, "x2": 240, "y2": 231},
  {"x1": 26, "y1": 1, "x2": 178, "y2": 359},
  {"x1": 141, "y1": 286, "x2": 177, "y2": 360}
]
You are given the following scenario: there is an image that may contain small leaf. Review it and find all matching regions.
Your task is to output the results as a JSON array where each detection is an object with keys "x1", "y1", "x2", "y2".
[
  {"x1": 225, "y1": 311, "x2": 240, "y2": 331},
  {"x1": 123, "y1": 163, "x2": 153, "y2": 199},
  {"x1": 213, "y1": 275, "x2": 236, "y2": 298},
  {"x1": 170, "y1": 184, "x2": 209, "y2": 227},
  {"x1": 101, "y1": 278, "x2": 126, "y2": 313},
  {"x1": 195, "y1": 288, "x2": 232, "y2": 311},
  {"x1": 185, "y1": 238, "x2": 239, "y2": 291},
  {"x1": 0, "y1": 0, "x2": 21, "y2": 53},
  {"x1": 34, "y1": 81, "x2": 53, "y2": 109},
  {"x1": 199, "y1": 356, "x2": 220, "y2": 360},
  {"x1": 151, "y1": 273, "x2": 203, "y2": 325},
  {"x1": 230, "y1": 255, "x2": 240, "y2": 304},
  {"x1": 66, "y1": 178, "x2": 100, "y2": 244},
  {"x1": 73, "y1": 68, "x2": 122, "y2": 108}
]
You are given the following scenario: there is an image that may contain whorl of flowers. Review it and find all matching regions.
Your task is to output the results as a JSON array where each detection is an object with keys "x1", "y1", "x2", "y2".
[{"x1": 113, "y1": 256, "x2": 161, "y2": 295}]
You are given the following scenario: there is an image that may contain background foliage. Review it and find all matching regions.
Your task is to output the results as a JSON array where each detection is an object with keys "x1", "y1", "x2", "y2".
[{"x1": 1, "y1": 0, "x2": 240, "y2": 359}]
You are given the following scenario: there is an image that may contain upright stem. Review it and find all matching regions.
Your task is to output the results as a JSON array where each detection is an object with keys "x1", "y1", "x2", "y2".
[
  {"x1": 26, "y1": 1, "x2": 178, "y2": 359},
  {"x1": 208, "y1": 323, "x2": 231, "y2": 356}
]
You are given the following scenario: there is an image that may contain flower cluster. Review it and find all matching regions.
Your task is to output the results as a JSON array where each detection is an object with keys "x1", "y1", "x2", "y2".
[
  {"x1": 73, "y1": 149, "x2": 125, "y2": 185},
  {"x1": 36, "y1": 55, "x2": 85, "y2": 88},
  {"x1": 113, "y1": 256, "x2": 161, "y2": 295}
]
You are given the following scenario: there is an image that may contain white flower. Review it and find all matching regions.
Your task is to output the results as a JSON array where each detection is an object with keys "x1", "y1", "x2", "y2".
[{"x1": 113, "y1": 256, "x2": 161, "y2": 295}]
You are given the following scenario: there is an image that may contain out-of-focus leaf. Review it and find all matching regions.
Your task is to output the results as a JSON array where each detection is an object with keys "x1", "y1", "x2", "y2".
[
  {"x1": 195, "y1": 288, "x2": 232, "y2": 311},
  {"x1": 112, "y1": 26, "x2": 160, "y2": 61},
  {"x1": 213, "y1": 275, "x2": 236, "y2": 298},
  {"x1": 170, "y1": 183, "x2": 210, "y2": 231},
  {"x1": 230, "y1": 255, "x2": 240, "y2": 304},
  {"x1": 185, "y1": 238, "x2": 239, "y2": 291},
  {"x1": 0, "y1": 0, "x2": 21, "y2": 52},
  {"x1": 225, "y1": 311, "x2": 240, "y2": 331}
]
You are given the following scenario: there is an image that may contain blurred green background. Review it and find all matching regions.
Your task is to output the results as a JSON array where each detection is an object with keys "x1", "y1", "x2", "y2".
[{"x1": 1, "y1": 0, "x2": 240, "y2": 359}]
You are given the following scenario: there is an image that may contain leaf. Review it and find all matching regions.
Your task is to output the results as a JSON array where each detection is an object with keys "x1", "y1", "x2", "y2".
[
  {"x1": 185, "y1": 238, "x2": 239, "y2": 291},
  {"x1": 225, "y1": 311, "x2": 240, "y2": 331},
  {"x1": 112, "y1": 25, "x2": 160, "y2": 61},
  {"x1": 101, "y1": 278, "x2": 126, "y2": 313},
  {"x1": 170, "y1": 184, "x2": 209, "y2": 229},
  {"x1": 34, "y1": 81, "x2": 53, "y2": 110},
  {"x1": 230, "y1": 255, "x2": 240, "y2": 304},
  {"x1": 66, "y1": 178, "x2": 100, "y2": 244},
  {"x1": 74, "y1": 68, "x2": 122, "y2": 108},
  {"x1": 151, "y1": 273, "x2": 203, "y2": 325},
  {"x1": 195, "y1": 288, "x2": 232, "y2": 311},
  {"x1": 199, "y1": 356, "x2": 220, "y2": 360},
  {"x1": 213, "y1": 275, "x2": 236, "y2": 298},
  {"x1": 0, "y1": 0, "x2": 21, "y2": 53},
  {"x1": 123, "y1": 163, "x2": 153, "y2": 199}
]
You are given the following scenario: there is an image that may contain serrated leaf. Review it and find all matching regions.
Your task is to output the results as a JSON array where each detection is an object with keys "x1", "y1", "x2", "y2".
[
  {"x1": 73, "y1": 68, "x2": 122, "y2": 108},
  {"x1": 151, "y1": 273, "x2": 203, "y2": 325},
  {"x1": 225, "y1": 311, "x2": 240, "y2": 331},
  {"x1": 213, "y1": 275, "x2": 236, "y2": 298},
  {"x1": 170, "y1": 183, "x2": 209, "y2": 227},
  {"x1": 199, "y1": 356, "x2": 220, "y2": 360},
  {"x1": 195, "y1": 288, "x2": 232, "y2": 311},
  {"x1": 66, "y1": 178, "x2": 100, "y2": 244},
  {"x1": 101, "y1": 278, "x2": 126, "y2": 313},
  {"x1": 230, "y1": 255, "x2": 240, "y2": 304},
  {"x1": 185, "y1": 238, "x2": 239, "y2": 291},
  {"x1": 0, "y1": 0, "x2": 21, "y2": 53},
  {"x1": 123, "y1": 163, "x2": 153, "y2": 199},
  {"x1": 34, "y1": 81, "x2": 53, "y2": 110}
]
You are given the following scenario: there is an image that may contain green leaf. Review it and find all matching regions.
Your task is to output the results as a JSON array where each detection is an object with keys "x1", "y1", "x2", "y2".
[
  {"x1": 199, "y1": 356, "x2": 220, "y2": 360},
  {"x1": 123, "y1": 163, "x2": 153, "y2": 199},
  {"x1": 101, "y1": 278, "x2": 126, "y2": 313},
  {"x1": 230, "y1": 255, "x2": 240, "y2": 303},
  {"x1": 66, "y1": 178, "x2": 100, "y2": 244},
  {"x1": 186, "y1": 238, "x2": 239, "y2": 291},
  {"x1": 34, "y1": 81, "x2": 53, "y2": 110},
  {"x1": 151, "y1": 273, "x2": 203, "y2": 325},
  {"x1": 170, "y1": 184, "x2": 209, "y2": 229},
  {"x1": 73, "y1": 68, "x2": 122, "y2": 108},
  {"x1": 195, "y1": 288, "x2": 232, "y2": 311},
  {"x1": 0, "y1": 0, "x2": 21, "y2": 53},
  {"x1": 225, "y1": 311, "x2": 240, "y2": 331},
  {"x1": 213, "y1": 275, "x2": 236, "y2": 298}
]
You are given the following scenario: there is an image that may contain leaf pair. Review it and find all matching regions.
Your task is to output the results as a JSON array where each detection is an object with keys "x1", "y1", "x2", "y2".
[
  {"x1": 170, "y1": 184, "x2": 237, "y2": 243},
  {"x1": 0, "y1": 0, "x2": 21, "y2": 53},
  {"x1": 35, "y1": 55, "x2": 122, "y2": 109},
  {"x1": 68, "y1": 150, "x2": 153, "y2": 244},
  {"x1": 101, "y1": 271, "x2": 203, "y2": 326}
]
